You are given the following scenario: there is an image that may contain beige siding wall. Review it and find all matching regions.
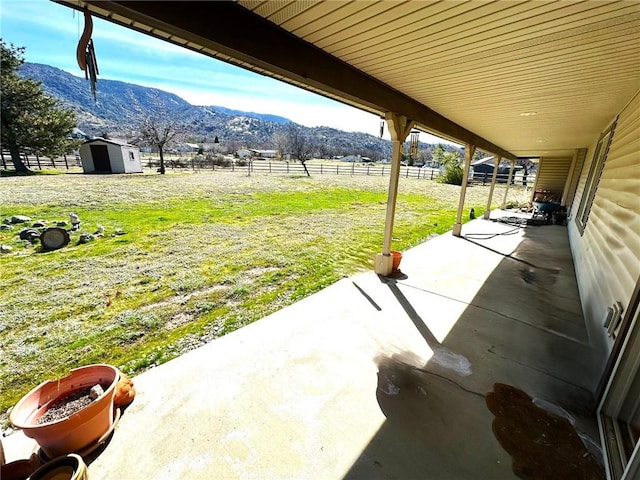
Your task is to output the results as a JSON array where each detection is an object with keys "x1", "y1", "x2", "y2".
[
  {"x1": 568, "y1": 90, "x2": 640, "y2": 385},
  {"x1": 563, "y1": 149, "x2": 587, "y2": 208},
  {"x1": 535, "y1": 156, "x2": 572, "y2": 196}
]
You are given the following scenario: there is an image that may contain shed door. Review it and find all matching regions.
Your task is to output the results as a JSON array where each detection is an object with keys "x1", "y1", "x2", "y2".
[{"x1": 91, "y1": 145, "x2": 111, "y2": 172}]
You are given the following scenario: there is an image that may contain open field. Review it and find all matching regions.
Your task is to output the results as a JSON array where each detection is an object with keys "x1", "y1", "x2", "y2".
[{"x1": 0, "y1": 171, "x2": 529, "y2": 419}]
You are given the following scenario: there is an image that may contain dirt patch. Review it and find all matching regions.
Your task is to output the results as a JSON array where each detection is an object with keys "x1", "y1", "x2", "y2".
[{"x1": 486, "y1": 383, "x2": 604, "y2": 480}]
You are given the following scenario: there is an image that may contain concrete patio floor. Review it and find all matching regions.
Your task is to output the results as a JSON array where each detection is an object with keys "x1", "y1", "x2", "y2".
[{"x1": 4, "y1": 211, "x2": 605, "y2": 479}]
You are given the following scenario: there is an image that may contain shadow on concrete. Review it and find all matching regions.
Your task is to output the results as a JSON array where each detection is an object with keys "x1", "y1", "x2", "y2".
[{"x1": 344, "y1": 222, "x2": 603, "y2": 479}]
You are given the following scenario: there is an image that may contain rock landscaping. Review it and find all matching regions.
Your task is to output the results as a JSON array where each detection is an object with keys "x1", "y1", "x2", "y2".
[{"x1": 0, "y1": 213, "x2": 122, "y2": 253}]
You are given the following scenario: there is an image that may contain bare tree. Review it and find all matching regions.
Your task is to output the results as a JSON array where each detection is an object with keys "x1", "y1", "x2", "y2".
[
  {"x1": 139, "y1": 95, "x2": 182, "y2": 174},
  {"x1": 272, "y1": 132, "x2": 288, "y2": 159},
  {"x1": 285, "y1": 123, "x2": 314, "y2": 176}
]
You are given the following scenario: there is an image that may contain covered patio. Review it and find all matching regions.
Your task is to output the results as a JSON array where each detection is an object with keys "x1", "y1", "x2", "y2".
[
  {"x1": 5, "y1": 212, "x2": 603, "y2": 478},
  {"x1": 6, "y1": 1, "x2": 639, "y2": 478}
]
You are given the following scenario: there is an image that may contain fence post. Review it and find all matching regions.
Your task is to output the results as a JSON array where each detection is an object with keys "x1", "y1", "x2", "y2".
[
  {"x1": 336, "y1": 165, "x2": 339, "y2": 175},
  {"x1": 24, "y1": 153, "x2": 30, "y2": 168},
  {"x1": 269, "y1": 162, "x2": 272, "y2": 173},
  {"x1": 320, "y1": 163, "x2": 323, "y2": 174},
  {"x1": 406, "y1": 167, "x2": 409, "y2": 178},
  {"x1": 431, "y1": 169, "x2": 434, "y2": 180},
  {"x1": 51, "y1": 156, "x2": 56, "y2": 168},
  {"x1": 63, "y1": 154, "x2": 69, "y2": 169},
  {"x1": 1, "y1": 151, "x2": 6, "y2": 169},
  {"x1": 351, "y1": 162, "x2": 355, "y2": 176},
  {"x1": 287, "y1": 162, "x2": 289, "y2": 173},
  {"x1": 367, "y1": 165, "x2": 370, "y2": 175}
]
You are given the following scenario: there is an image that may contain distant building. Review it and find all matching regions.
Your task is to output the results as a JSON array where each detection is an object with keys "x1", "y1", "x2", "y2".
[
  {"x1": 70, "y1": 127, "x2": 91, "y2": 140},
  {"x1": 236, "y1": 148, "x2": 251, "y2": 159},
  {"x1": 79, "y1": 138, "x2": 142, "y2": 174},
  {"x1": 249, "y1": 149, "x2": 278, "y2": 160},
  {"x1": 178, "y1": 143, "x2": 201, "y2": 152},
  {"x1": 470, "y1": 156, "x2": 521, "y2": 183}
]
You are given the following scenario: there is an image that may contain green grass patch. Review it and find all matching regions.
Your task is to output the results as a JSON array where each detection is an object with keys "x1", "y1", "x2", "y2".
[{"x1": 0, "y1": 171, "x2": 521, "y2": 421}]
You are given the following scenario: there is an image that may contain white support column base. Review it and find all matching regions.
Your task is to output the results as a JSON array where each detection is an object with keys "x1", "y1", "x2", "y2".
[
  {"x1": 483, "y1": 210, "x2": 491, "y2": 219},
  {"x1": 374, "y1": 253, "x2": 394, "y2": 276},
  {"x1": 452, "y1": 223, "x2": 463, "y2": 236}
]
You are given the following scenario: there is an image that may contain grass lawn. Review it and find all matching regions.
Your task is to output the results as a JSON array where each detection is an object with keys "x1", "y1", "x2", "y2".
[{"x1": 0, "y1": 171, "x2": 524, "y2": 420}]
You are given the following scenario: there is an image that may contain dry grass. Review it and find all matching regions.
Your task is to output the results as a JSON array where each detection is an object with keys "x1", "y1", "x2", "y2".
[{"x1": 0, "y1": 170, "x2": 532, "y2": 420}]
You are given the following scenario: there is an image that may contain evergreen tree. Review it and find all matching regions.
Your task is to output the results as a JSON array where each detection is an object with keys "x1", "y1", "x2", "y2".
[{"x1": 1, "y1": 40, "x2": 78, "y2": 172}]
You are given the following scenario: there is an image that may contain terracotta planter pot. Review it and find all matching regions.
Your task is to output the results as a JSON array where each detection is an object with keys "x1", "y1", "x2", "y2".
[
  {"x1": 390, "y1": 250, "x2": 403, "y2": 271},
  {"x1": 9, "y1": 364, "x2": 118, "y2": 458},
  {"x1": 29, "y1": 454, "x2": 88, "y2": 480}
]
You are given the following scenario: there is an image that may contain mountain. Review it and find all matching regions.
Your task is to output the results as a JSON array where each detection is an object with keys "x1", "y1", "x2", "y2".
[{"x1": 18, "y1": 62, "x2": 451, "y2": 159}]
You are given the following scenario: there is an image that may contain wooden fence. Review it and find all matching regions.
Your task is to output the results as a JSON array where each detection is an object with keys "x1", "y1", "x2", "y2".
[
  {"x1": 1, "y1": 150, "x2": 535, "y2": 186},
  {"x1": 1, "y1": 151, "x2": 82, "y2": 170},
  {"x1": 145, "y1": 156, "x2": 535, "y2": 185}
]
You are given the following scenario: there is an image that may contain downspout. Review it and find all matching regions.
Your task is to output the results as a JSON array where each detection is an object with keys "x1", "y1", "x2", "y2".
[
  {"x1": 483, "y1": 155, "x2": 502, "y2": 219},
  {"x1": 452, "y1": 144, "x2": 476, "y2": 236},
  {"x1": 501, "y1": 160, "x2": 516, "y2": 208},
  {"x1": 374, "y1": 112, "x2": 414, "y2": 276}
]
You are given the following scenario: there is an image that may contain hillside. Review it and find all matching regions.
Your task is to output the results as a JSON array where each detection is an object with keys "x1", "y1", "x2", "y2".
[{"x1": 18, "y1": 62, "x2": 454, "y2": 159}]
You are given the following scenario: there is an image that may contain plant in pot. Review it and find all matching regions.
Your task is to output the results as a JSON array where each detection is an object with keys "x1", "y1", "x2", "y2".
[{"x1": 9, "y1": 364, "x2": 119, "y2": 459}]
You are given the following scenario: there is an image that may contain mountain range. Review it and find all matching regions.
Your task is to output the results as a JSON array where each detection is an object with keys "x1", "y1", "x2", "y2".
[{"x1": 18, "y1": 62, "x2": 454, "y2": 159}]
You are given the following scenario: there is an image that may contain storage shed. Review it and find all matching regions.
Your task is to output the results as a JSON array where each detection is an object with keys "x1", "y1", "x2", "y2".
[{"x1": 79, "y1": 138, "x2": 142, "y2": 173}]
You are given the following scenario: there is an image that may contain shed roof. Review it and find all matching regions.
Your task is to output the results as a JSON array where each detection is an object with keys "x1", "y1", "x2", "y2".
[{"x1": 83, "y1": 138, "x2": 136, "y2": 148}]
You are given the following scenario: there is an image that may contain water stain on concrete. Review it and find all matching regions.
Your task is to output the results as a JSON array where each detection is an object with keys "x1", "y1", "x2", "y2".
[{"x1": 486, "y1": 383, "x2": 604, "y2": 480}]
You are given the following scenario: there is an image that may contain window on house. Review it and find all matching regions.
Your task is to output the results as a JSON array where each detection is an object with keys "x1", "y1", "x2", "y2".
[
  {"x1": 129, "y1": 151, "x2": 135, "y2": 161},
  {"x1": 575, "y1": 119, "x2": 617, "y2": 235}
]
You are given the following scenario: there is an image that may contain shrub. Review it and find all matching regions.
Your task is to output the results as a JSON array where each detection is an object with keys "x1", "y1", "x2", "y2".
[
  {"x1": 208, "y1": 154, "x2": 231, "y2": 167},
  {"x1": 437, "y1": 152, "x2": 464, "y2": 185}
]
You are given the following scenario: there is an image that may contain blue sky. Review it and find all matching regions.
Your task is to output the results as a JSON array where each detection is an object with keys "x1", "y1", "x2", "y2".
[{"x1": 0, "y1": 0, "x2": 451, "y2": 144}]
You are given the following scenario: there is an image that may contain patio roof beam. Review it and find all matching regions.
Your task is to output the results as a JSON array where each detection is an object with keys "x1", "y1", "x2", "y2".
[{"x1": 56, "y1": 1, "x2": 516, "y2": 161}]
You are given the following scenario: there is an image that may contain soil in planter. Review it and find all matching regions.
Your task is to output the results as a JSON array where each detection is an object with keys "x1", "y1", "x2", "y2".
[{"x1": 37, "y1": 388, "x2": 94, "y2": 424}]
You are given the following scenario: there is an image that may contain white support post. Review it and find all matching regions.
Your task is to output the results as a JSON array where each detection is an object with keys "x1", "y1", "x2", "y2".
[
  {"x1": 375, "y1": 112, "x2": 414, "y2": 275},
  {"x1": 561, "y1": 150, "x2": 579, "y2": 206},
  {"x1": 452, "y1": 144, "x2": 476, "y2": 236},
  {"x1": 501, "y1": 160, "x2": 516, "y2": 208},
  {"x1": 483, "y1": 155, "x2": 501, "y2": 219},
  {"x1": 530, "y1": 157, "x2": 543, "y2": 203}
]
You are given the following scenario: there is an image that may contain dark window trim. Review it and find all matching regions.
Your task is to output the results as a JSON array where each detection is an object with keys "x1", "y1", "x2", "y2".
[{"x1": 576, "y1": 117, "x2": 618, "y2": 235}]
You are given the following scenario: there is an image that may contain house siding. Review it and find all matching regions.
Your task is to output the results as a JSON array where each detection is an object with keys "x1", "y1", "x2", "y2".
[
  {"x1": 563, "y1": 149, "x2": 587, "y2": 208},
  {"x1": 535, "y1": 156, "x2": 572, "y2": 196},
  {"x1": 568, "y1": 90, "x2": 640, "y2": 387}
]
